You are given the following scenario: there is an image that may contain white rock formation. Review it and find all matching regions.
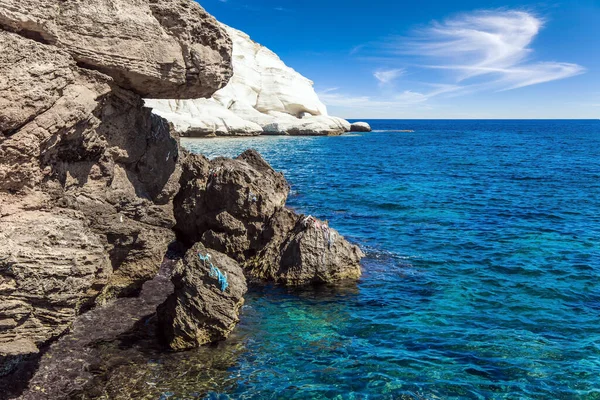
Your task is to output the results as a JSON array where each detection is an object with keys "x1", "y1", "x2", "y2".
[
  {"x1": 350, "y1": 122, "x2": 372, "y2": 132},
  {"x1": 145, "y1": 25, "x2": 350, "y2": 136}
]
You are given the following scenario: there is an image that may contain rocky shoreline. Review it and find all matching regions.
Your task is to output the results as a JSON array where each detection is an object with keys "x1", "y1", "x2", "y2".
[{"x1": 0, "y1": 0, "x2": 366, "y2": 397}]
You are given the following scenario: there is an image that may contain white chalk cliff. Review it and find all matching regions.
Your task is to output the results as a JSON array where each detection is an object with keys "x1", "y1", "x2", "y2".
[{"x1": 145, "y1": 25, "x2": 351, "y2": 136}]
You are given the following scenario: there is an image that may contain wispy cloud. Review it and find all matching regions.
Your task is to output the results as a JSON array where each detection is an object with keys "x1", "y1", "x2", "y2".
[
  {"x1": 397, "y1": 10, "x2": 585, "y2": 90},
  {"x1": 373, "y1": 68, "x2": 405, "y2": 85},
  {"x1": 349, "y1": 44, "x2": 365, "y2": 55},
  {"x1": 328, "y1": 9, "x2": 585, "y2": 116},
  {"x1": 318, "y1": 85, "x2": 460, "y2": 109}
]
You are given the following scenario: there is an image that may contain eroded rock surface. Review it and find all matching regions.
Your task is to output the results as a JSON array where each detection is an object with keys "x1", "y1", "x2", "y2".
[
  {"x1": 13, "y1": 259, "x2": 175, "y2": 400},
  {"x1": 0, "y1": 0, "x2": 232, "y2": 98},
  {"x1": 174, "y1": 149, "x2": 363, "y2": 285},
  {"x1": 158, "y1": 243, "x2": 247, "y2": 351},
  {"x1": 0, "y1": 0, "x2": 364, "y2": 393}
]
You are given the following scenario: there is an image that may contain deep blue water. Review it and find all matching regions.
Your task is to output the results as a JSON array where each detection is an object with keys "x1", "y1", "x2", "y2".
[{"x1": 181, "y1": 120, "x2": 600, "y2": 399}]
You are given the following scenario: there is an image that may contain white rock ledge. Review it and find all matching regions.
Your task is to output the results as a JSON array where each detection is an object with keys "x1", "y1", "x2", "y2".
[{"x1": 145, "y1": 24, "x2": 351, "y2": 137}]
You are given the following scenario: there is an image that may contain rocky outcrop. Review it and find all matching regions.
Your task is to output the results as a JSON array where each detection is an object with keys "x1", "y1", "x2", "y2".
[
  {"x1": 350, "y1": 122, "x2": 372, "y2": 132},
  {"x1": 174, "y1": 149, "x2": 363, "y2": 285},
  {"x1": 0, "y1": 0, "x2": 233, "y2": 376},
  {"x1": 0, "y1": 0, "x2": 364, "y2": 390},
  {"x1": 146, "y1": 25, "x2": 352, "y2": 136},
  {"x1": 0, "y1": 0, "x2": 232, "y2": 98},
  {"x1": 0, "y1": 202, "x2": 112, "y2": 362},
  {"x1": 157, "y1": 243, "x2": 247, "y2": 351}
]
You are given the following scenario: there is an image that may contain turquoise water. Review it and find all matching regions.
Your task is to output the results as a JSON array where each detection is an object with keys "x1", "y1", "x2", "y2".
[{"x1": 182, "y1": 120, "x2": 600, "y2": 399}]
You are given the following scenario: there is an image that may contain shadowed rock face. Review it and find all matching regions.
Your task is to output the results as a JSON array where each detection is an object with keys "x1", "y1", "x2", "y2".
[
  {"x1": 8, "y1": 259, "x2": 176, "y2": 400},
  {"x1": 158, "y1": 242, "x2": 247, "y2": 351},
  {"x1": 174, "y1": 149, "x2": 363, "y2": 285},
  {"x1": 0, "y1": 0, "x2": 233, "y2": 377}
]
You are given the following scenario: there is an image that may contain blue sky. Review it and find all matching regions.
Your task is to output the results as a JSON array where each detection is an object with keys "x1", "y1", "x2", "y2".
[{"x1": 199, "y1": 0, "x2": 600, "y2": 119}]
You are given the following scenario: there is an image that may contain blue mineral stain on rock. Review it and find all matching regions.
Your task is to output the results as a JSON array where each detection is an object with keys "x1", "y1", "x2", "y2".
[{"x1": 176, "y1": 119, "x2": 600, "y2": 399}]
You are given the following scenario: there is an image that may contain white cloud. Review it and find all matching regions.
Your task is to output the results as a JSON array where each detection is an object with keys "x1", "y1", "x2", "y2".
[
  {"x1": 373, "y1": 68, "x2": 405, "y2": 85},
  {"x1": 402, "y1": 10, "x2": 585, "y2": 89}
]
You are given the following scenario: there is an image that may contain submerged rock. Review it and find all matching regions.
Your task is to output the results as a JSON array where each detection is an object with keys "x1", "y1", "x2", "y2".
[
  {"x1": 10, "y1": 259, "x2": 176, "y2": 399},
  {"x1": 174, "y1": 149, "x2": 363, "y2": 285},
  {"x1": 350, "y1": 122, "x2": 372, "y2": 132},
  {"x1": 157, "y1": 243, "x2": 247, "y2": 351}
]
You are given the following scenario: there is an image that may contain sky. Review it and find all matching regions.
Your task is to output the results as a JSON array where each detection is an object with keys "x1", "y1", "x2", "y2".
[{"x1": 198, "y1": 0, "x2": 600, "y2": 119}]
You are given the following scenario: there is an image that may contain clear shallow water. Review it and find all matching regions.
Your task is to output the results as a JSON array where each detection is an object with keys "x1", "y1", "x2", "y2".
[{"x1": 180, "y1": 120, "x2": 600, "y2": 399}]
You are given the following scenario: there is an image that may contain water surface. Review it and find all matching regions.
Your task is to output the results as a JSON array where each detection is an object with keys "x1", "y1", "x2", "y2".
[{"x1": 176, "y1": 120, "x2": 600, "y2": 399}]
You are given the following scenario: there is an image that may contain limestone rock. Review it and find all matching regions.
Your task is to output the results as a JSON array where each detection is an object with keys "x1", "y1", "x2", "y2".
[
  {"x1": 248, "y1": 209, "x2": 364, "y2": 285},
  {"x1": 350, "y1": 121, "x2": 372, "y2": 132},
  {"x1": 147, "y1": 24, "x2": 352, "y2": 136},
  {"x1": 174, "y1": 149, "x2": 289, "y2": 250},
  {"x1": 278, "y1": 216, "x2": 364, "y2": 284},
  {"x1": 144, "y1": 98, "x2": 262, "y2": 137},
  {"x1": 0, "y1": 205, "x2": 112, "y2": 373},
  {"x1": 214, "y1": 25, "x2": 327, "y2": 118},
  {"x1": 157, "y1": 243, "x2": 247, "y2": 350},
  {"x1": 0, "y1": 0, "x2": 233, "y2": 98},
  {"x1": 174, "y1": 150, "x2": 363, "y2": 285}
]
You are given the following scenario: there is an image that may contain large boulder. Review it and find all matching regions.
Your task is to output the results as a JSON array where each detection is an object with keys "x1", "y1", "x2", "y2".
[
  {"x1": 174, "y1": 149, "x2": 289, "y2": 254},
  {"x1": 174, "y1": 150, "x2": 363, "y2": 285},
  {"x1": 157, "y1": 243, "x2": 247, "y2": 350},
  {"x1": 147, "y1": 24, "x2": 352, "y2": 136},
  {"x1": 350, "y1": 122, "x2": 372, "y2": 132},
  {"x1": 249, "y1": 210, "x2": 364, "y2": 285},
  {"x1": 0, "y1": 0, "x2": 233, "y2": 99}
]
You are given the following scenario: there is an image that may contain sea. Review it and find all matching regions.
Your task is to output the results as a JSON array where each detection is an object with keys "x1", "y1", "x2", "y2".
[{"x1": 153, "y1": 120, "x2": 600, "y2": 399}]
